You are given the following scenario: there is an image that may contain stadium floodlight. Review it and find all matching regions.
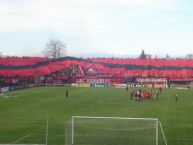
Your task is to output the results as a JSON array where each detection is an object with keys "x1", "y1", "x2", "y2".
[{"x1": 65, "y1": 116, "x2": 167, "y2": 145}]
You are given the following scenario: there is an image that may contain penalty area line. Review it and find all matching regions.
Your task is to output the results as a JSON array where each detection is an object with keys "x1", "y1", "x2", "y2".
[{"x1": 12, "y1": 134, "x2": 32, "y2": 144}]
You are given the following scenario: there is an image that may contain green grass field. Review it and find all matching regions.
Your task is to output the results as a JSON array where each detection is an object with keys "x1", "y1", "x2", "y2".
[{"x1": 0, "y1": 87, "x2": 193, "y2": 145}]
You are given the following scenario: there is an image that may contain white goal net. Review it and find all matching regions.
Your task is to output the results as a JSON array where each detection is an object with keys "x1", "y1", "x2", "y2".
[{"x1": 65, "y1": 116, "x2": 160, "y2": 145}]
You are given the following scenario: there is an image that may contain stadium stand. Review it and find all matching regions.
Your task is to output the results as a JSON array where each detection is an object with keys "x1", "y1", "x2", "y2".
[
  {"x1": 0, "y1": 56, "x2": 193, "y2": 87},
  {"x1": 0, "y1": 56, "x2": 52, "y2": 66}
]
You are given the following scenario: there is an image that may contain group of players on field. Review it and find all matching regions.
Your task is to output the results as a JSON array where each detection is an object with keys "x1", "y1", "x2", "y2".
[
  {"x1": 126, "y1": 86, "x2": 180, "y2": 102},
  {"x1": 64, "y1": 86, "x2": 180, "y2": 102}
]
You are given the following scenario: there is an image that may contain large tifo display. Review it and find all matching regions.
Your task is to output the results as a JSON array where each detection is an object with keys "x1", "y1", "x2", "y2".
[{"x1": 65, "y1": 116, "x2": 167, "y2": 145}]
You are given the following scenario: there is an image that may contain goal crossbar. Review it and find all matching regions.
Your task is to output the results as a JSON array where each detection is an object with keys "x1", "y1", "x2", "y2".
[{"x1": 72, "y1": 116, "x2": 159, "y2": 121}]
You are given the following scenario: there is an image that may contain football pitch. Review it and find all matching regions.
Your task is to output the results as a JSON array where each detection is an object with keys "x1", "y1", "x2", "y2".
[{"x1": 0, "y1": 87, "x2": 192, "y2": 145}]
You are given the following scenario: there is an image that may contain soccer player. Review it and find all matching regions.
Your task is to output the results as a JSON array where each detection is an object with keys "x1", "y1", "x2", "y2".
[
  {"x1": 159, "y1": 87, "x2": 162, "y2": 93},
  {"x1": 130, "y1": 89, "x2": 135, "y2": 100},
  {"x1": 126, "y1": 85, "x2": 129, "y2": 91},
  {"x1": 155, "y1": 90, "x2": 159, "y2": 99},
  {"x1": 65, "y1": 90, "x2": 69, "y2": 98},
  {"x1": 175, "y1": 93, "x2": 179, "y2": 102}
]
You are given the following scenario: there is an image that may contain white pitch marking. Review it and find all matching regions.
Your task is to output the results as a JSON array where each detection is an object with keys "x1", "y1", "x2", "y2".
[{"x1": 12, "y1": 134, "x2": 32, "y2": 144}]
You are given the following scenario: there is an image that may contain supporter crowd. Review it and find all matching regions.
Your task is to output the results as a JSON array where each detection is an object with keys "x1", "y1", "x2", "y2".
[{"x1": 0, "y1": 56, "x2": 192, "y2": 87}]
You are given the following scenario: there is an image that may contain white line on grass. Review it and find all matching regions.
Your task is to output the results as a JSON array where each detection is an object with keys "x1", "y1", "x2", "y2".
[
  {"x1": 12, "y1": 134, "x2": 32, "y2": 144},
  {"x1": 175, "y1": 123, "x2": 193, "y2": 127},
  {"x1": 159, "y1": 121, "x2": 168, "y2": 145},
  {"x1": 0, "y1": 94, "x2": 18, "y2": 99},
  {"x1": 31, "y1": 133, "x2": 193, "y2": 141},
  {"x1": 166, "y1": 137, "x2": 193, "y2": 141},
  {"x1": 45, "y1": 118, "x2": 48, "y2": 145},
  {"x1": 0, "y1": 121, "x2": 45, "y2": 123},
  {"x1": 0, "y1": 144, "x2": 45, "y2": 145}
]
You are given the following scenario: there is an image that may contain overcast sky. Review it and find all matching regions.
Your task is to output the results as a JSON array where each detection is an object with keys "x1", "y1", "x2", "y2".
[{"x1": 0, "y1": 0, "x2": 193, "y2": 57}]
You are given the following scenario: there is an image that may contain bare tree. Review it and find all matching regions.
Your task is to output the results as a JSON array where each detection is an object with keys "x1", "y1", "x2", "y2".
[
  {"x1": 42, "y1": 39, "x2": 66, "y2": 58},
  {"x1": 146, "y1": 54, "x2": 151, "y2": 59},
  {"x1": 185, "y1": 54, "x2": 193, "y2": 59},
  {"x1": 166, "y1": 54, "x2": 170, "y2": 59},
  {"x1": 139, "y1": 49, "x2": 146, "y2": 59}
]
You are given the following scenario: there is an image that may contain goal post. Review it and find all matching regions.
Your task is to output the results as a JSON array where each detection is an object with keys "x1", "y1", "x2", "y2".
[{"x1": 65, "y1": 116, "x2": 162, "y2": 145}]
